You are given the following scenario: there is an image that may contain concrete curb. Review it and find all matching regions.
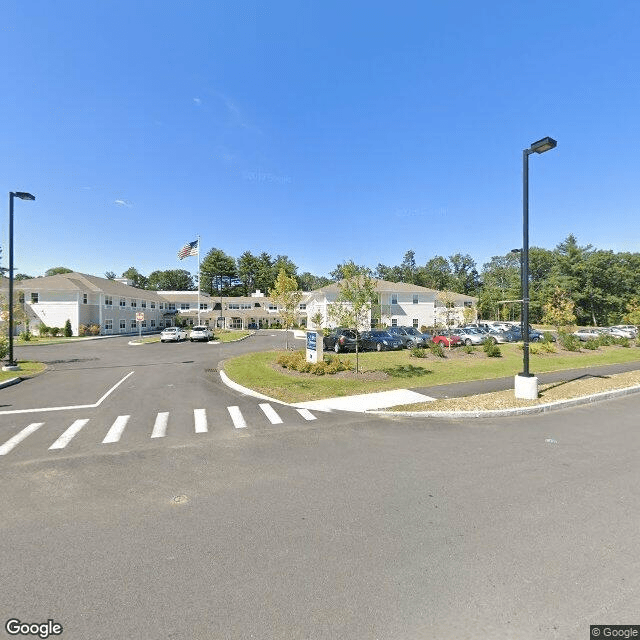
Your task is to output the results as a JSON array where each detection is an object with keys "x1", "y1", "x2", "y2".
[
  {"x1": 369, "y1": 383, "x2": 640, "y2": 418},
  {"x1": 0, "y1": 377, "x2": 22, "y2": 389},
  {"x1": 219, "y1": 368, "x2": 640, "y2": 417}
]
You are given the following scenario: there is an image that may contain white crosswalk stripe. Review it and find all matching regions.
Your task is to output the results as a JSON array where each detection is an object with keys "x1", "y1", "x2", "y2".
[
  {"x1": 151, "y1": 412, "x2": 169, "y2": 438},
  {"x1": 0, "y1": 405, "x2": 319, "y2": 457},
  {"x1": 194, "y1": 409, "x2": 208, "y2": 433},
  {"x1": 49, "y1": 419, "x2": 90, "y2": 450},
  {"x1": 259, "y1": 403, "x2": 283, "y2": 424},
  {"x1": 228, "y1": 406, "x2": 247, "y2": 429},
  {"x1": 102, "y1": 415, "x2": 130, "y2": 444},
  {"x1": 0, "y1": 423, "x2": 44, "y2": 456}
]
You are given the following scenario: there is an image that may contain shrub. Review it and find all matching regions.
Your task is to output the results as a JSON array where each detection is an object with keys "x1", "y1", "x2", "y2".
[
  {"x1": 462, "y1": 344, "x2": 475, "y2": 355},
  {"x1": 583, "y1": 339, "x2": 599, "y2": 350},
  {"x1": 483, "y1": 340, "x2": 502, "y2": 357},
  {"x1": 542, "y1": 332, "x2": 555, "y2": 344},
  {"x1": 410, "y1": 347, "x2": 428, "y2": 358},
  {"x1": 49, "y1": 327, "x2": 61, "y2": 337},
  {"x1": 431, "y1": 342, "x2": 446, "y2": 358},
  {"x1": 558, "y1": 332, "x2": 581, "y2": 352},
  {"x1": 89, "y1": 324, "x2": 101, "y2": 335},
  {"x1": 38, "y1": 325, "x2": 50, "y2": 337},
  {"x1": 615, "y1": 337, "x2": 630, "y2": 348},
  {"x1": 420, "y1": 325, "x2": 429, "y2": 334},
  {"x1": 541, "y1": 341, "x2": 557, "y2": 353},
  {"x1": 64, "y1": 319, "x2": 72, "y2": 337},
  {"x1": 276, "y1": 350, "x2": 352, "y2": 375},
  {"x1": 0, "y1": 334, "x2": 8, "y2": 360}
]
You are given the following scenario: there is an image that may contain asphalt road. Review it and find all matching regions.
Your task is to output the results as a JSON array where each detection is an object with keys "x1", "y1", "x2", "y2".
[{"x1": 1, "y1": 332, "x2": 639, "y2": 639}]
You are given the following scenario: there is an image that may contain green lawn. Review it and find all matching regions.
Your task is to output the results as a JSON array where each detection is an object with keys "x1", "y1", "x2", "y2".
[
  {"x1": 223, "y1": 344, "x2": 640, "y2": 403},
  {"x1": 0, "y1": 360, "x2": 47, "y2": 382}
]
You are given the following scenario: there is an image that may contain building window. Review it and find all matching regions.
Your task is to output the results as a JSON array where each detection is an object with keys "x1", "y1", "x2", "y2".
[
  {"x1": 391, "y1": 294, "x2": 398, "y2": 305},
  {"x1": 299, "y1": 303, "x2": 306, "y2": 310},
  {"x1": 120, "y1": 297, "x2": 126, "y2": 307},
  {"x1": 105, "y1": 296, "x2": 113, "y2": 307},
  {"x1": 130, "y1": 320, "x2": 137, "y2": 329},
  {"x1": 83, "y1": 293, "x2": 88, "y2": 304},
  {"x1": 413, "y1": 318, "x2": 419, "y2": 328},
  {"x1": 120, "y1": 319, "x2": 126, "y2": 329},
  {"x1": 268, "y1": 304, "x2": 277, "y2": 311},
  {"x1": 391, "y1": 318, "x2": 398, "y2": 327},
  {"x1": 141, "y1": 300, "x2": 147, "y2": 308},
  {"x1": 105, "y1": 319, "x2": 113, "y2": 330},
  {"x1": 464, "y1": 301, "x2": 472, "y2": 308},
  {"x1": 413, "y1": 294, "x2": 418, "y2": 304},
  {"x1": 151, "y1": 301, "x2": 156, "y2": 309},
  {"x1": 168, "y1": 303, "x2": 176, "y2": 311},
  {"x1": 142, "y1": 320, "x2": 147, "y2": 327},
  {"x1": 31, "y1": 293, "x2": 39, "y2": 304},
  {"x1": 150, "y1": 319, "x2": 156, "y2": 327},
  {"x1": 200, "y1": 303, "x2": 207, "y2": 310},
  {"x1": 180, "y1": 303, "x2": 190, "y2": 310},
  {"x1": 131, "y1": 299, "x2": 137, "y2": 307}
]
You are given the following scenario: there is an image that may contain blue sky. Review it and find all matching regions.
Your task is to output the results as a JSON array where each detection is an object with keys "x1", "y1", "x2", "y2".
[{"x1": 2, "y1": 1, "x2": 639, "y2": 280}]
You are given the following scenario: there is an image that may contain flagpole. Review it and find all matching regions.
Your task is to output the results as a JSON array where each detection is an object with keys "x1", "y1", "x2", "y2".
[{"x1": 197, "y1": 235, "x2": 201, "y2": 325}]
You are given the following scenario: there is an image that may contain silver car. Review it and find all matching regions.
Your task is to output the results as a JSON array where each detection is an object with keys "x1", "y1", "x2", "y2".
[
  {"x1": 160, "y1": 326, "x2": 188, "y2": 342},
  {"x1": 453, "y1": 328, "x2": 487, "y2": 346},
  {"x1": 572, "y1": 328, "x2": 601, "y2": 341}
]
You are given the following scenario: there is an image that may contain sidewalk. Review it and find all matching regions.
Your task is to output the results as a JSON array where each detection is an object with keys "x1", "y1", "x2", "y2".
[{"x1": 221, "y1": 361, "x2": 640, "y2": 417}]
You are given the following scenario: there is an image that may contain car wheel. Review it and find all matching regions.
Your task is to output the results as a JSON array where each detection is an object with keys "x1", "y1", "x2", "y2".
[
  {"x1": 407, "y1": 341, "x2": 415, "y2": 349},
  {"x1": 532, "y1": 336, "x2": 540, "y2": 342},
  {"x1": 465, "y1": 338, "x2": 472, "y2": 346},
  {"x1": 376, "y1": 343, "x2": 382, "y2": 352},
  {"x1": 334, "y1": 342, "x2": 340, "y2": 353}
]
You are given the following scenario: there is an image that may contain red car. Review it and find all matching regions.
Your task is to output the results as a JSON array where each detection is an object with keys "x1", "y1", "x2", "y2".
[{"x1": 432, "y1": 332, "x2": 461, "y2": 347}]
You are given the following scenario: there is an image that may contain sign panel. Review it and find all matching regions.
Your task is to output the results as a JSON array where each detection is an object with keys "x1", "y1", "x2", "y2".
[
  {"x1": 136, "y1": 312, "x2": 144, "y2": 321},
  {"x1": 306, "y1": 332, "x2": 316, "y2": 351}
]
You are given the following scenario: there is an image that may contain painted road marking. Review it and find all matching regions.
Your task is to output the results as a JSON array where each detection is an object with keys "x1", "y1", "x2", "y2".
[
  {"x1": 296, "y1": 408, "x2": 317, "y2": 421},
  {"x1": 194, "y1": 409, "x2": 208, "y2": 433},
  {"x1": 49, "y1": 419, "x2": 90, "y2": 450},
  {"x1": 259, "y1": 403, "x2": 283, "y2": 424},
  {"x1": 228, "y1": 406, "x2": 247, "y2": 429},
  {"x1": 151, "y1": 412, "x2": 169, "y2": 438},
  {"x1": 102, "y1": 415, "x2": 130, "y2": 444},
  {"x1": 0, "y1": 423, "x2": 45, "y2": 456}
]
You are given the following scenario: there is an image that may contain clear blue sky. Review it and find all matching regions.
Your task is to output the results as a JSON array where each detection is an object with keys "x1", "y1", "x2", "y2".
[{"x1": 2, "y1": 1, "x2": 639, "y2": 280}]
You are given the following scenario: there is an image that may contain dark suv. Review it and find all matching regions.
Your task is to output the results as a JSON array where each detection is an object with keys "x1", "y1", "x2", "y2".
[
  {"x1": 323, "y1": 328, "x2": 360, "y2": 353},
  {"x1": 386, "y1": 326, "x2": 431, "y2": 349}
]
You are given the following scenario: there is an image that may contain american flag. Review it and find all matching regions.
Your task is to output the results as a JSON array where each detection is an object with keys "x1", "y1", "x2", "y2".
[{"x1": 177, "y1": 240, "x2": 199, "y2": 260}]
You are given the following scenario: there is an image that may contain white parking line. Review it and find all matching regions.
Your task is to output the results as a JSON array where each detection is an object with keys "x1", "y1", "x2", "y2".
[
  {"x1": 102, "y1": 415, "x2": 130, "y2": 444},
  {"x1": 259, "y1": 403, "x2": 283, "y2": 424},
  {"x1": 194, "y1": 409, "x2": 208, "y2": 433},
  {"x1": 151, "y1": 412, "x2": 169, "y2": 438},
  {"x1": 49, "y1": 419, "x2": 90, "y2": 450},
  {"x1": 228, "y1": 406, "x2": 247, "y2": 429},
  {"x1": 296, "y1": 408, "x2": 317, "y2": 421},
  {"x1": 0, "y1": 423, "x2": 45, "y2": 456}
]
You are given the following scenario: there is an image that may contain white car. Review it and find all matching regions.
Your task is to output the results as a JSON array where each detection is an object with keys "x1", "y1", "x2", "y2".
[
  {"x1": 189, "y1": 325, "x2": 212, "y2": 342},
  {"x1": 160, "y1": 327, "x2": 188, "y2": 342}
]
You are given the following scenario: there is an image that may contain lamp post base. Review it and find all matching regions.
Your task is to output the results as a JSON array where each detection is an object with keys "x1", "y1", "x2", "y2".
[
  {"x1": 2, "y1": 363, "x2": 21, "y2": 372},
  {"x1": 515, "y1": 374, "x2": 538, "y2": 400}
]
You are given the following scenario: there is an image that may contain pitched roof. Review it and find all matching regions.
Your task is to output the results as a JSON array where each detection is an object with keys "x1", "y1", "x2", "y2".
[{"x1": 309, "y1": 279, "x2": 477, "y2": 301}]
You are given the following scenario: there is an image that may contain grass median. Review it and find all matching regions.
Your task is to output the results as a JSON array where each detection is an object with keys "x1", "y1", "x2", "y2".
[
  {"x1": 0, "y1": 361, "x2": 47, "y2": 383},
  {"x1": 222, "y1": 343, "x2": 640, "y2": 403}
]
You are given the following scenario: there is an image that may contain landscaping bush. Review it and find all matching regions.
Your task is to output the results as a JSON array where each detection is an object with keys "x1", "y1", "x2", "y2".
[
  {"x1": 431, "y1": 342, "x2": 446, "y2": 358},
  {"x1": 615, "y1": 337, "x2": 630, "y2": 348},
  {"x1": 542, "y1": 332, "x2": 555, "y2": 343},
  {"x1": 49, "y1": 327, "x2": 61, "y2": 337},
  {"x1": 462, "y1": 344, "x2": 475, "y2": 355},
  {"x1": 558, "y1": 332, "x2": 581, "y2": 352},
  {"x1": 483, "y1": 340, "x2": 502, "y2": 357},
  {"x1": 64, "y1": 319, "x2": 72, "y2": 337},
  {"x1": 0, "y1": 334, "x2": 8, "y2": 360},
  {"x1": 89, "y1": 324, "x2": 101, "y2": 335},
  {"x1": 410, "y1": 347, "x2": 428, "y2": 358},
  {"x1": 38, "y1": 325, "x2": 50, "y2": 337},
  {"x1": 583, "y1": 339, "x2": 599, "y2": 350},
  {"x1": 276, "y1": 350, "x2": 352, "y2": 375}
]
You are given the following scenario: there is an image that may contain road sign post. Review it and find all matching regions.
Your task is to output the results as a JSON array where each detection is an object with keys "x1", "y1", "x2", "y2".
[{"x1": 136, "y1": 312, "x2": 144, "y2": 340}]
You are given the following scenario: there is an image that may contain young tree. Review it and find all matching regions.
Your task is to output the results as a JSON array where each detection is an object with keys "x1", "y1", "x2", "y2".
[
  {"x1": 121, "y1": 267, "x2": 149, "y2": 289},
  {"x1": 45, "y1": 266, "x2": 73, "y2": 277},
  {"x1": 542, "y1": 286, "x2": 576, "y2": 332},
  {"x1": 269, "y1": 268, "x2": 303, "y2": 349},
  {"x1": 104, "y1": 271, "x2": 116, "y2": 280},
  {"x1": 64, "y1": 319, "x2": 73, "y2": 337},
  {"x1": 327, "y1": 262, "x2": 377, "y2": 372}
]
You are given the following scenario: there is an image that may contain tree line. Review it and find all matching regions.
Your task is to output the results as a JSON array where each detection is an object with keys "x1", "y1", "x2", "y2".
[{"x1": 17, "y1": 234, "x2": 640, "y2": 326}]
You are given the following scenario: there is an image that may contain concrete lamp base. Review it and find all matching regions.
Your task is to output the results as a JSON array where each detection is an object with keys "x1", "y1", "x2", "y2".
[
  {"x1": 2, "y1": 364, "x2": 21, "y2": 372},
  {"x1": 515, "y1": 374, "x2": 538, "y2": 400}
]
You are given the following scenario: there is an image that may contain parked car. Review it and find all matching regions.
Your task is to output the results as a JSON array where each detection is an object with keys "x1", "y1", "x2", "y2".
[
  {"x1": 603, "y1": 326, "x2": 635, "y2": 339},
  {"x1": 572, "y1": 328, "x2": 601, "y2": 341},
  {"x1": 503, "y1": 326, "x2": 548, "y2": 342},
  {"x1": 323, "y1": 328, "x2": 360, "y2": 353},
  {"x1": 160, "y1": 327, "x2": 188, "y2": 342},
  {"x1": 484, "y1": 329, "x2": 513, "y2": 344},
  {"x1": 189, "y1": 325, "x2": 212, "y2": 342},
  {"x1": 360, "y1": 330, "x2": 404, "y2": 352},
  {"x1": 432, "y1": 332, "x2": 462, "y2": 347},
  {"x1": 611, "y1": 325, "x2": 638, "y2": 337},
  {"x1": 452, "y1": 328, "x2": 486, "y2": 346},
  {"x1": 386, "y1": 326, "x2": 430, "y2": 348}
]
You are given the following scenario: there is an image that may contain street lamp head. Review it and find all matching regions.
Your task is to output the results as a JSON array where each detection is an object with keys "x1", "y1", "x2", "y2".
[
  {"x1": 529, "y1": 137, "x2": 557, "y2": 154},
  {"x1": 13, "y1": 191, "x2": 35, "y2": 201}
]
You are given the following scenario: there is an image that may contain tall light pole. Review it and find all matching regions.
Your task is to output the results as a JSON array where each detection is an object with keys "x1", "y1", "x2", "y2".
[
  {"x1": 4, "y1": 191, "x2": 35, "y2": 370},
  {"x1": 515, "y1": 137, "x2": 556, "y2": 399}
]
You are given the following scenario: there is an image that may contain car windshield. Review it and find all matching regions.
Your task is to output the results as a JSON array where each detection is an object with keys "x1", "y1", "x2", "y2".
[
  {"x1": 405, "y1": 328, "x2": 420, "y2": 335},
  {"x1": 371, "y1": 331, "x2": 390, "y2": 337},
  {"x1": 192, "y1": 326, "x2": 206, "y2": 331}
]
